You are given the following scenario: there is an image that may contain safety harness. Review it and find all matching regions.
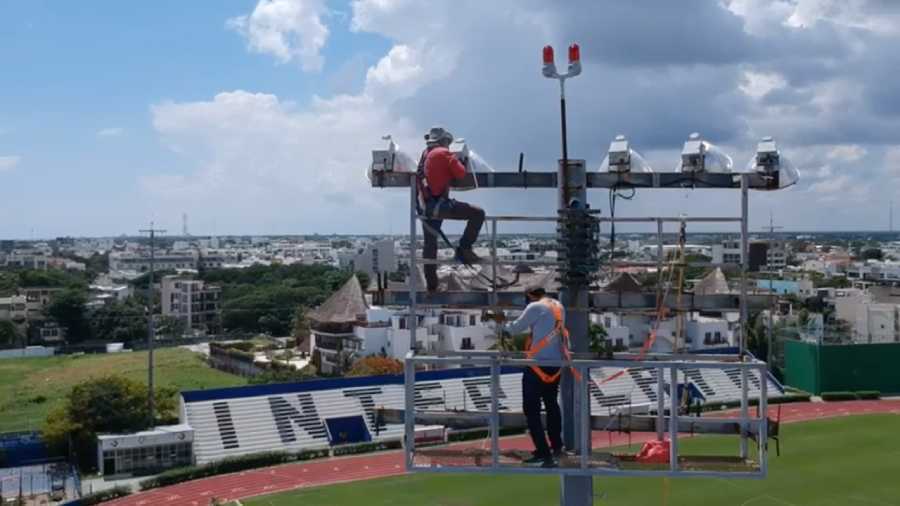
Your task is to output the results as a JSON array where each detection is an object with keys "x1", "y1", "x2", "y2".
[
  {"x1": 524, "y1": 298, "x2": 582, "y2": 383},
  {"x1": 414, "y1": 148, "x2": 517, "y2": 290}
]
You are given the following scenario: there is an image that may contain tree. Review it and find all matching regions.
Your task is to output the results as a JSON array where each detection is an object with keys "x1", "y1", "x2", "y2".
[
  {"x1": 89, "y1": 301, "x2": 148, "y2": 343},
  {"x1": 0, "y1": 321, "x2": 22, "y2": 348},
  {"x1": 347, "y1": 356, "x2": 403, "y2": 377},
  {"x1": 861, "y1": 248, "x2": 884, "y2": 261},
  {"x1": 588, "y1": 324, "x2": 613, "y2": 357},
  {"x1": 43, "y1": 376, "x2": 177, "y2": 470},
  {"x1": 45, "y1": 289, "x2": 90, "y2": 343}
]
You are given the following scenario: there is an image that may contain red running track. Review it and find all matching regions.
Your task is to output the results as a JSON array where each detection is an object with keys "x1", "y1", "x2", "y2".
[{"x1": 107, "y1": 400, "x2": 900, "y2": 506}]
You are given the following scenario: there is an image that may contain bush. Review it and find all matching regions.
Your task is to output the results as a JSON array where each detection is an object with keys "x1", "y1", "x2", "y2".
[
  {"x1": 140, "y1": 452, "x2": 293, "y2": 490},
  {"x1": 332, "y1": 440, "x2": 402, "y2": 457},
  {"x1": 821, "y1": 391, "x2": 857, "y2": 401},
  {"x1": 69, "y1": 485, "x2": 131, "y2": 505},
  {"x1": 856, "y1": 390, "x2": 881, "y2": 400},
  {"x1": 296, "y1": 448, "x2": 330, "y2": 461}
]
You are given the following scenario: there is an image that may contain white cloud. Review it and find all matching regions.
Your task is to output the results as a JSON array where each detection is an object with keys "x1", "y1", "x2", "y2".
[
  {"x1": 740, "y1": 71, "x2": 786, "y2": 99},
  {"x1": 227, "y1": 0, "x2": 329, "y2": 71},
  {"x1": 97, "y1": 127, "x2": 124, "y2": 137},
  {"x1": 0, "y1": 156, "x2": 20, "y2": 172},
  {"x1": 827, "y1": 144, "x2": 866, "y2": 162}
]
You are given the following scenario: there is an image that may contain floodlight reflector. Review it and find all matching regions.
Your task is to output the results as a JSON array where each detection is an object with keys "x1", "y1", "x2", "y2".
[
  {"x1": 600, "y1": 134, "x2": 653, "y2": 173},
  {"x1": 676, "y1": 132, "x2": 733, "y2": 173},
  {"x1": 746, "y1": 136, "x2": 799, "y2": 188}
]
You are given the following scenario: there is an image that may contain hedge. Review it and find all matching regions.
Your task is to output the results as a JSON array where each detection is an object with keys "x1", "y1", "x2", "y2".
[
  {"x1": 820, "y1": 390, "x2": 881, "y2": 401},
  {"x1": 65, "y1": 485, "x2": 131, "y2": 505},
  {"x1": 332, "y1": 440, "x2": 402, "y2": 457},
  {"x1": 821, "y1": 391, "x2": 857, "y2": 401},
  {"x1": 140, "y1": 452, "x2": 293, "y2": 490}
]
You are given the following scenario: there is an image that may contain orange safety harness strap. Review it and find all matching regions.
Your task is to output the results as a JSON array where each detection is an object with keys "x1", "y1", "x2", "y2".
[{"x1": 525, "y1": 298, "x2": 582, "y2": 383}]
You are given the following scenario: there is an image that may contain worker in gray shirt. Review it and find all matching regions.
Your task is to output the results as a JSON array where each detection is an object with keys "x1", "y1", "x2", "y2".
[{"x1": 494, "y1": 285, "x2": 569, "y2": 467}]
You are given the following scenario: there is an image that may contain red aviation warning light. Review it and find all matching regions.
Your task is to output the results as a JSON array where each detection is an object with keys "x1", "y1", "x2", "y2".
[
  {"x1": 543, "y1": 45, "x2": 554, "y2": 65},
  {"x1": 568, "y1": 43, "x2": 580, "y2": 64}
]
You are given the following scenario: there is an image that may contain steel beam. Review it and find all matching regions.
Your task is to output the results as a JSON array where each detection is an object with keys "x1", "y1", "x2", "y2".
[
  {"x1": 377, "y1": 408, "x2": 771, "y2": 436},
  {"x1": 380, "y1": 290, "x2": 773, "y2": 311},
  {"x1": 370, "y1": 171, "x2": 783, "y2": 190}
]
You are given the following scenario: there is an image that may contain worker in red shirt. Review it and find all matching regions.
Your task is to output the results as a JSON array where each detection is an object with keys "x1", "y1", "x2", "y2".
[{"x1": 418, "y1": 127, "x2": 485, "y2": 292}]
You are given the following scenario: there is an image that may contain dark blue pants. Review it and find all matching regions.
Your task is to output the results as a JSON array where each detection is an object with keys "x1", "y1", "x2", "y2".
[{"x1": 522, "y1": 367, "x2": 563, "y2": 458}]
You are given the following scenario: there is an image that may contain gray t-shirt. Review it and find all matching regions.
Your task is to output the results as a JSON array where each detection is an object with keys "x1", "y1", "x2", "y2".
[{"x1": 503, "y1": 298, "x2": 567, "y2": 361}]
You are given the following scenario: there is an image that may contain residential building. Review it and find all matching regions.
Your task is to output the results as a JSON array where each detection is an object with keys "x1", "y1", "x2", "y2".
[
  {"x1": 308, "y1": 276, "x2": 369, "y2": 374},
  {"x1": 711, "y1": 240, "x2": 783, "y2": 272},
  {"x1": 109, "y1": 251, "x2": 198, "y2": 273},
  {"x1": 337, "y1": 240, "x2": 396, "y2": 279},
  {"x1": 160, "y1": 275, "x2": 222, "y2": 334},
  {"x1": 0, "y1": 295, "x2": 27, "y2": 322},
  {"x1": 834, "y1": 286, "x2": 900, "y2": 344}
]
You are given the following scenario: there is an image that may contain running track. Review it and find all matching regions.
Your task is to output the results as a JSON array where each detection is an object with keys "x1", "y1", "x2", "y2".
[{"x1": 108, "y1": 400, "x2": 900, "y2": 506}]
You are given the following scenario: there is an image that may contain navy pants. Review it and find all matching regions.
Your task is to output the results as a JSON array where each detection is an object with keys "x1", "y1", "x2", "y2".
[
  {"x1": 422, "y1": 199, "x2": 485, "y2": 291},
  {"x1": 522, "y1": 367, "x2": 563, "y2": 458}
]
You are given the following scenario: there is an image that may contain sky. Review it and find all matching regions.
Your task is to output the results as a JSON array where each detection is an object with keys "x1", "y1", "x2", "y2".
[{"x1": 2, "y1": 0, "x2": 900, "y2": 239}]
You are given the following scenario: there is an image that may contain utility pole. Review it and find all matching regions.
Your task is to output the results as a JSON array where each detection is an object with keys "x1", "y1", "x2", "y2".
[
  {"x1": 761, "y1": 211, "x2": 782, "y2": 371},
  {"x1": 140, "y1": 223, "x2": 166, "y2": 426}
]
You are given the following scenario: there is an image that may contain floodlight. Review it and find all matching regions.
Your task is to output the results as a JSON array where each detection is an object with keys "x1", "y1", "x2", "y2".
[
  {"x1": 600, "y1": 134, "x2": 653, "y2": 173},
  {"x1": 367, "y1": 135, "x2": 417, "y2": 183},
  {"x1": 746, "y1": 136, "x2": 799, "y2": 188},
  {"x1": 450, "y1": 139, "x2": 495, "y2": 192},
  {"x1": 676, "y1": 132, "x2": 733, "y2": 173}
]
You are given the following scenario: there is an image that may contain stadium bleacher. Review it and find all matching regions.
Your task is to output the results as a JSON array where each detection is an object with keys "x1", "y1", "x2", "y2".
[{"x1": 181, "y1": 366, "x2": 783, "y2": 464}]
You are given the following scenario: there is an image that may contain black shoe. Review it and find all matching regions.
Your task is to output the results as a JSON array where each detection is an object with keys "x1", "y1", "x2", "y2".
[
  {"x1": 523, "y1": 454, "x2": 549, "y2": 466},
  {"x1": 552, "y1": 447, "x2": 566, "y2": 459},
  {"x1": 541, "y1": 458, "x2": 558, "y2": 468}
]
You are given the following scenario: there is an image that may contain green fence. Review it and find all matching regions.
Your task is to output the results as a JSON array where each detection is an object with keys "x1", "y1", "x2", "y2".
[{"x1": 784, "y1": 340, "x2": 900, "y2": 395}]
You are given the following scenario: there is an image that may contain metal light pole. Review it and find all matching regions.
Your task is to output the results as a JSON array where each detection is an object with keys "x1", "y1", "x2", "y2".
[
  {"x1": 544, "y1": 42, "x2": 592, "y2": 506},
  {"x1": 140, "y1": 223, "x2": 166, "y2": 426}
]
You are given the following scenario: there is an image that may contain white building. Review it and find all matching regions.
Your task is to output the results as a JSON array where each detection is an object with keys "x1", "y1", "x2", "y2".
[
  {"x1": 834, "y1": 286, "x2": 900, "y2": 344},
  {"x1": 337, "y1": 240, "x2": 397, "y2": 279},
  {"x1": 109, "y1": 251, "x2": 199, "y2": 273},
  {"x1": 160, "y1": 275, "x2": 222, "y2": 334}
]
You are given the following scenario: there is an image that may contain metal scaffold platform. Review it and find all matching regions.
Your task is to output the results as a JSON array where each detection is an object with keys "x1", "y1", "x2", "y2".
[{"x1": 366, "y1": 42, "x2": 797, "y2": 506}]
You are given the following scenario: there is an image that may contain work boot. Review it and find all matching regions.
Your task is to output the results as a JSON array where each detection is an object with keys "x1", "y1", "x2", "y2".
[
  {"x1": 523, "y1": 453, "x2": 550, "y2": 466},
  {"x1": 456, "y1": 247, "x2": 481, "y2": 265}
]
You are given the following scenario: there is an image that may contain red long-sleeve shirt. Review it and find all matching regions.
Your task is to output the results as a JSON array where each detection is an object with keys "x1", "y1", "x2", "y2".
[{"x1": 424, "y1": 147, "x2": 467, "y2": 197}]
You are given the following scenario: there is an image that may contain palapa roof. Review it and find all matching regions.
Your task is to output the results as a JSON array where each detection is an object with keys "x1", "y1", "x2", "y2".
[
  {"x1": 693, "y1": 268, "x2": 730, "y2": 295},
  {"x1": 307, "y1": 275, "x2": 368, "y2": 324},
  {"x1": 603, "y1": 272, "x2": 642, "y2": 293}
]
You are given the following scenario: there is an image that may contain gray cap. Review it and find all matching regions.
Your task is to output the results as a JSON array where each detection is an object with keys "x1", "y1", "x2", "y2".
[{"x1": 424, "y1": 126, "x2": 453, "y2": 146}]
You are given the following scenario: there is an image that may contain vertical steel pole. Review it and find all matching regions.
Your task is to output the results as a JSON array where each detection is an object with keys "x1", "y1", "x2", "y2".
[
  {"x1": 560, "y1": 159, "x2": 592, "y2": 506},
  {"x1": 740, "y1": 175, "x2": 750, "y2": 459},
  {"x1": 759, "y1": 364, "x2": 768, "y2": 476},
  {"x1": 669, "y1": 366, "x2": 679, "y2": 472},
  {"x1": 404, "y1": 353, "x2": 415, "y2": 470},
  {"x1": 146, "y1": 226, "x2": 156, "y2": 426},
  {"x1": 656, "y1": 366, "x2": 665, "y2": 440},
  {"x1": 409, "y1": 180, "x2": 418, "y2": 352},
  {"x1": 490, "y1": 357, "x2": 500, "y2": 468},
  {"x1": 405, "y1": 178, "x2": 418, "y2": 470},
  {"x1": 580, "y1": 364, "x2": 591, "y2": 470}
]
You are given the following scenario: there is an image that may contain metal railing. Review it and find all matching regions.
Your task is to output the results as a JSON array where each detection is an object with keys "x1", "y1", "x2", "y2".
[{"x1": 400, "y1": 352, "x2": 769, "y2": 478}]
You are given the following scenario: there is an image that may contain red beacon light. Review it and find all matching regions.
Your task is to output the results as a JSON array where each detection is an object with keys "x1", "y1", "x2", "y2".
[
  {"x1": 543, "y1": 45, "x2": 555, "y2": 65},
  {"x1": 568, "y1": 43, "x2": 580, "y2": 64}
]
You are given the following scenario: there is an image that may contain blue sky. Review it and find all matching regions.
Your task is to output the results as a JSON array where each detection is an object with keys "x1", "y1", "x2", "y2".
[{"x1": 2, "y1": 0, "x2": 900, "y2": 238}]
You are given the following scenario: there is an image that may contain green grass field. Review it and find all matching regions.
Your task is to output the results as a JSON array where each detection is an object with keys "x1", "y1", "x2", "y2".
[
  {"x1": 0, "y1": 347, "x2": 246, "y2": 433},
  {"x1": 245, "y1": 414, "x2": 900, "y2": 506}
]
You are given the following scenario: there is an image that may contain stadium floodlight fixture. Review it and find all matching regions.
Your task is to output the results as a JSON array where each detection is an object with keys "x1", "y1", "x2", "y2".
[
  {"x1": 600, "y1": 134, "x2": 654, "y2": 173},
  {"x1": 367, "y1": 134, "x2": 417, "y2": 183},
  {"x1": 676, "y1": 132, "x2": 733, "y2": 173},
  {"x1": 747, "y1": 136, "x2": 799, "y2": 188}
]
